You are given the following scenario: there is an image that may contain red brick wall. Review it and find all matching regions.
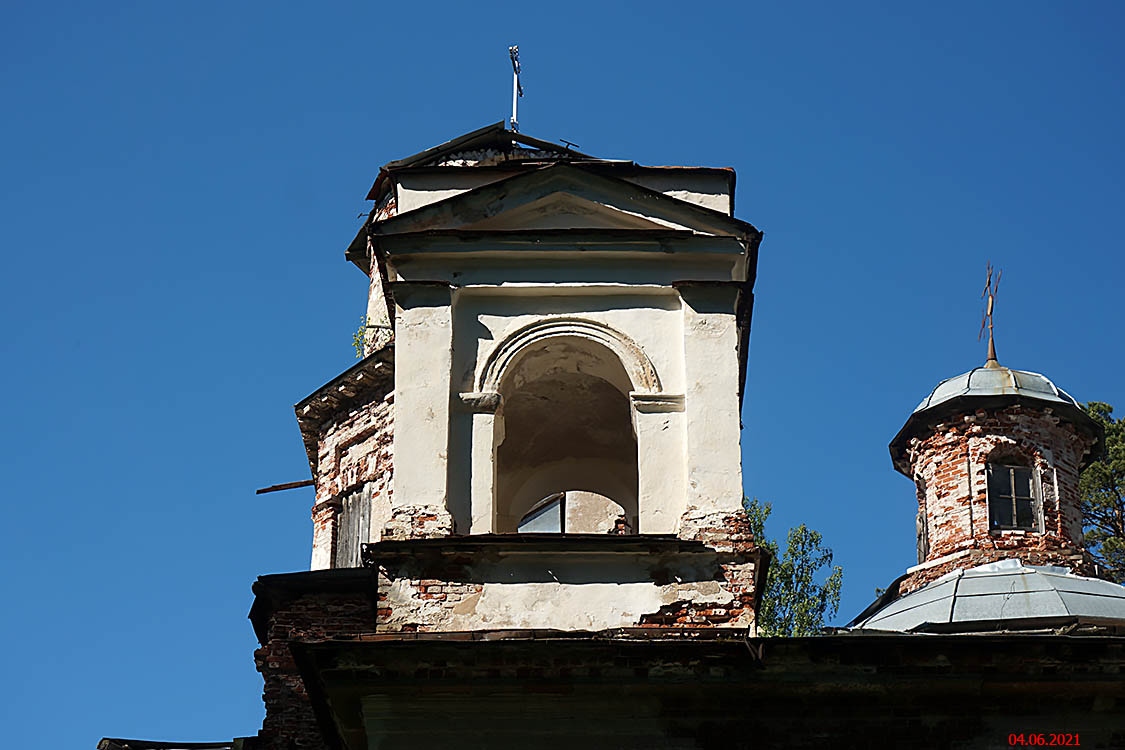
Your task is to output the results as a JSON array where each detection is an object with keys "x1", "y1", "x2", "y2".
[
  {"x1": 253, "y1": 591, "x2": 373, "y2": 750},
  {"x1": 315, "y1": 392, "x2": 394, "y2": 504},
  {"x1": 310, "y1": 392, "x2": 394, "y2": 567}
]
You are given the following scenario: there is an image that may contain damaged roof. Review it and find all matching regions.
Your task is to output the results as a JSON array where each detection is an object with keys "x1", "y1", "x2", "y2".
[{"x1": 366, "y1": 121, "x2": 603, "y2": 202}]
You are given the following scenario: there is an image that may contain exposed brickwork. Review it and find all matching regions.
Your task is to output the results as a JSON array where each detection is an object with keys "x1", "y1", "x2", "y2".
[
  {"x1": 253, "y1": 590, "x2": 373, "y2": 750},
  {"x1": 380, "y1": 504, "x2": 454, "y2": 540},
  {"x1": 678, "y1": 508, "x2": 759, "y2": 554},
  {"x1": 901, "y1": 404, "x2": 1099, "y2": 592},
  {"x1": 375, "y1": 565, "x2": 484, "y2": 633},
  {"x1": 634, "y1": 509, "x2": 764, "y2": 629},
  {"x1": 315, "y1": 391, "x2": 394, "y2": 504},
  {"x1": 906, "y1": 547, "x2": 1095, "y2": 592},
  {"x1": 637, "y1": 582, "x2": 753, "y2": 628},
  {"x1": 309, "y1": 500, "x2": 339, "y2": 571},
  {"x1": 309, "y1": 391, "x2": 394, "y2": 567},
  {"x1": 250, "y1": 576, "x2": 1125, "y2": 750}
]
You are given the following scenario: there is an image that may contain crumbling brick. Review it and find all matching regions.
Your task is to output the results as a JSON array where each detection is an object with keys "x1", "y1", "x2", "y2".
[{"x1": 901, "y1": 404, "x2": 1099, "y2": 592}]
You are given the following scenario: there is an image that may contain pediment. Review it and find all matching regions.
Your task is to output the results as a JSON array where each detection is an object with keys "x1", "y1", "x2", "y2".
[
  {"x1": 373, "y1": 164, "x2": 757, "y2": 239},
  {"x1": 459, "y1": 193, "x2": 680, "y2": 231}
]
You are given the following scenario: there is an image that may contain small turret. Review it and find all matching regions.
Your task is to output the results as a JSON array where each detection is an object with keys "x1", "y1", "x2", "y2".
[{"x1": 889, "y1": 360, "x2": 1104, "y2": 592}]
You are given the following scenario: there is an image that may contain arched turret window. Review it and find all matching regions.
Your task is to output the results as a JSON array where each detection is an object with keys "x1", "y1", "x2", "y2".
[{"x1": 986, "y1": 458, "x2": 1039, "y2": 531}]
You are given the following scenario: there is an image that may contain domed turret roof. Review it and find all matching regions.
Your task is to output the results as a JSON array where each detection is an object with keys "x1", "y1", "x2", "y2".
[
  {"x1": 849, "y1": 559, "x2": 1125, "y2": 634},
  {"x1": 912, "y1": 362, "x2": 1079, "y2": 414},
  {"x1": 889, "y1": 359, "x2": 1103, "y2": 475}
]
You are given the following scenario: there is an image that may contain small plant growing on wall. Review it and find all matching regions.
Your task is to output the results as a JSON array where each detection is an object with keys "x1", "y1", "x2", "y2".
[{"x1": 352, "y1": 315, "x2": 368, "y2": 358}]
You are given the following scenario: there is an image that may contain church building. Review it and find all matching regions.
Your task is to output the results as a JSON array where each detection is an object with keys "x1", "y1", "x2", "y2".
[{"x1": 99, "y1": 124, "x2": 1125, "y2": 750}]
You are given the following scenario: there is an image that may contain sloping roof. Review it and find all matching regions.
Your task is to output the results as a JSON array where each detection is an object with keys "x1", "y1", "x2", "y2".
[
  {"x1": 293, "y1": 347, "x2": 394, "y2": 478},
  {"x1": 382, "y1": 121, "x2": 596, "y2": 169},
  {"x1": 372, "y1": 162, "x2": 759, "y2": 240},
  {"x1": 850, "y1": 559, "x2": 1125, "y2": 633},
  {"x1": 366, "y1": 122, "x2": 602, "y2": 201}
]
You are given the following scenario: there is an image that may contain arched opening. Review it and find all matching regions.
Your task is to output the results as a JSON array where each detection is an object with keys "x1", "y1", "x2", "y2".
[
  {"x1": 494, "y1": 336, "x2": 639, "y2": 533},
  {"x1": 985, "y1": 448, "x2": 1040, "y2": 532},
  {"x1": 516, "y1": 491, "x2": 630, "y2": 534}
]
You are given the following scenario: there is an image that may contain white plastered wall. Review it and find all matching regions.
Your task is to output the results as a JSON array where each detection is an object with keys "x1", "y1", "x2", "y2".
[
  {"x1": 444, "y1": 286, "x2": 740, "y2": 535},
  {"x1": 390, "y1": 283, "x2": 454, "y2": 520},
  {"x1": 395, "y1": 170, "x2": 733, "y2": 215}
]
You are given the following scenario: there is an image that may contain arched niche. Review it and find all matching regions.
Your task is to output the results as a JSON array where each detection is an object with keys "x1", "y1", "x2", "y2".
[
  {"x1": 493, "y1": 335, "x2": 639, "y2": 533},
  {"x1": 479, "y1": 318, "x2": 660, "y2": 394}
]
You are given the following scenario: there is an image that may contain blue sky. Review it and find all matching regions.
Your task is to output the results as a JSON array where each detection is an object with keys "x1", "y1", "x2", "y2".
[{"x1": 2, "y1": 1, "x2": 1123, "y2": 746}]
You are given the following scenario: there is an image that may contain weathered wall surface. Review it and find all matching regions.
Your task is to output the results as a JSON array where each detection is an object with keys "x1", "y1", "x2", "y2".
[
  {"x1": 374, "y1": 554, "x2": 760, "y2": 633},
  {"x1": 248, "y1": 548, "x2": 758, "y2": 750},
  {"x1": 307, "y1": 634, "x2": 1125, "y2": 750},
  {"x1": 308, "y1": 391, "x2": 394, "y2": 569},
  {"x1": 253, "y1": 598, "x2": 1125, "y2": 750},
  {"x1": 901, "y1": 404, "x2": 1098, "y2": 592},
  {"x1": 252, "y1": 585, "x2": 374, "y2": 750},
  {"x1": 394, "y1": 168, "x2": 733, "y2": 215},
  {"x1": 367, "y1": 511, "x2": 764, "y2": 634},
  {"x1": 315, "y1": 392, "x2": 395, "y2": 506}
]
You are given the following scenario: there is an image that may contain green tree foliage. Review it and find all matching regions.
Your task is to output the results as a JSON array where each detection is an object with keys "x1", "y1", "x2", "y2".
[
  {"x1": 1080, "y1": 402, "x2": 1125, "y2": 583},
  {"x1": 744, "y1": 498, "x2": 844, "y2": 636}
]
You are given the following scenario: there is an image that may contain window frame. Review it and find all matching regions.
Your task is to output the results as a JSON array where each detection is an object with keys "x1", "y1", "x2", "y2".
[{"x1": 986, "y1": 461, "x2": 1041, "y2": 532}]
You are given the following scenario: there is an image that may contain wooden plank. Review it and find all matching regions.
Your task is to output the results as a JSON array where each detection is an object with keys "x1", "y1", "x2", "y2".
[{"x1": 255, "y1": 479, "x2": 315, "y2": 495}]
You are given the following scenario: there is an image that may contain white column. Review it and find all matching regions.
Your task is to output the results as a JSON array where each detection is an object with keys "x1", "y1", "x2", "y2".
[
  {"x1": 460, "y1": 391, "x2": 503, "y2": 534},
  {"x1": 631, "y1": 393, "x2": 686, "y2": 533},
  {"x1": 390, "y1": 282, "x2": 454, "y2": 514},
  {"x1": 678, "y1": 284, "x2": 744, "y2": 513}
]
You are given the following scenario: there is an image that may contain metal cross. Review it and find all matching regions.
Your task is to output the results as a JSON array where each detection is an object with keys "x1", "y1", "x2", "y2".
[
  {"x1": 509, "y1": 45, "x2": 523, "y2": 132},
  {"x1": 979, "y1": 262, "x2": 1001, "y2": 364}
]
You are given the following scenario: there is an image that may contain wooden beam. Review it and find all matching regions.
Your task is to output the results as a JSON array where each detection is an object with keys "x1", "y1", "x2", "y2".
[{"x1": 256, "y1": 479, "x2": 315, "y2": 495}]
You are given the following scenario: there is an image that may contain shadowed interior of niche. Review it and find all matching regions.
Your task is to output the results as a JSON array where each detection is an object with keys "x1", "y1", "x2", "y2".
[{"x1": 495, "y1": 336, "x2": 639, "y2": 533}]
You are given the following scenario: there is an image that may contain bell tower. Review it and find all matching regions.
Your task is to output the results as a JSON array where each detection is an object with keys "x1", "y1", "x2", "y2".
[{"x1": 288, "y1": 122, "x2": 765, "y2": 634}]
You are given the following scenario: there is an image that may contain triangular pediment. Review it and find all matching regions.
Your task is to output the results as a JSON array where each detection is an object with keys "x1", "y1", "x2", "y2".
[
  {"x1": 459, "y1": 193, "x2": 679, "y2": 231},
  {"x1": 373, "y1": 164, "x2": 757, "y2": 239}
]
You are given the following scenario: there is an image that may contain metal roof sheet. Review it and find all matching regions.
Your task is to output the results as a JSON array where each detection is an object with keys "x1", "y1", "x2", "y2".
[
  {"x1": 888, "y1": 362, "x2": 1104, "y2": 476},
  {"x1": 851, "y1": 559, "x2": 1125, "y2": 633},
  {"x1": 913, "y1": 364, "x2": 1078, "y2": 414}
]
